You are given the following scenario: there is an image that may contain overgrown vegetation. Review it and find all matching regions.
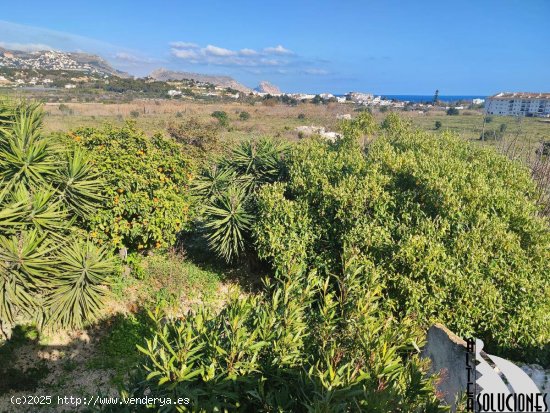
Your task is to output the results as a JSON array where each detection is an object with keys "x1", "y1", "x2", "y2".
[
  {"x1": 167, "y1": 118, "x2": 219, "y2": 152},
  {"x1": 1, "y1": 96, "x2": 549, "y2": 410},
  {"x1": 136, "y1": 253, "x2": 445, "y2": 412},
  {"x1": 193, "y1": 138, "x2": 289, "y2": 262},
  {"x1": 210, "y1": 110, "x2": 229, "y2": 128},
  {"x1": 69, "y1": 122, "x2": 194, "y2": 251},
  {"x1": 255, "y1": 114, "x2": 550, "y2": 364},
  {"x1": 0, "y1": 99, "x2": 114, "y2": 330}
]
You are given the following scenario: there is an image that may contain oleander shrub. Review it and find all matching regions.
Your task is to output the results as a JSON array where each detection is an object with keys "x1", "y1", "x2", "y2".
[
  {"x1": 135, "y1": 253, "x2": 445, "y2": 412},
  {"x1": 70, "y1": 122, "x2": 194, "y2": 251},
  {"x1": 0, "y1": 99, "x2": 114, "y2": 329},
  {"x1": 255, "y1": 116, "x2": 550, "y2": 364}
]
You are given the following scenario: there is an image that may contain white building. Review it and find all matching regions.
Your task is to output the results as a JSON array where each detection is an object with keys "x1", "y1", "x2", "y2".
[
  {"x1": 485, "y1": 92, "x2": 550, "y2": 117},
  {"x1": 472, "y1": 98, "x2": 485, "y2": 105},
  {"x1": 347, "y1": 92, "x2": 374, "y2": 104}
]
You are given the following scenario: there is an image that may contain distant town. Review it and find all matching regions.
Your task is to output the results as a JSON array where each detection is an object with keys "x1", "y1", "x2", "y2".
[{"x1": 1, "y1": 47, "x2": 549, "y2": 118}]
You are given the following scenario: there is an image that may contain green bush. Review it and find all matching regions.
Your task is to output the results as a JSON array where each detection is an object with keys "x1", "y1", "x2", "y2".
[
  {"x1": 58, "y1": 103, "x2": 73, "y2": 115},
  {"x1": 167, "y1": 118, "x2": 219, "y2": 152},
  {"x1": 136, "y1": 253, "x2": 445, "y2": 412},
  {"x1": 435, "y1": 120, "x2": 442, "y2": 130},
  {"x1": 0, "y1": 99, "x2": 114, "y2": 329},
  {"x1": 70, "y1": 122, "x2": 194, "y2": 251},
  {"x1": 255, "y1": 116, "x2": 550, "y2": 364},
  {"x1": 446, "y1": 107, "x2": 459, "y2": 116},
  {"x1": 211, "y1": 110, "x2": 229, "y2": 127},
  {"x1": 239, "y1": 111, "x2": 250, "y2": 121}
]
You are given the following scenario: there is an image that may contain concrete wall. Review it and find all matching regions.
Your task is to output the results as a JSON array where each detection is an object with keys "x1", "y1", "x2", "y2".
[
  {"x1": 422, "y1": 323, "x2": 470, "y2": 410},
  {"x1": 423, "y1": 324, "x2": 550, "y2": 411}
]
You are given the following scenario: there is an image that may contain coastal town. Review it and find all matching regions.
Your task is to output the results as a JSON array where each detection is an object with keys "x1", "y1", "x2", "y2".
[
  {"x1": 0, "y1": 47, "x2": 483, "y2": 110},
  {"x1": 2, "y1": 47, "x2": 550, "y2": 120}
]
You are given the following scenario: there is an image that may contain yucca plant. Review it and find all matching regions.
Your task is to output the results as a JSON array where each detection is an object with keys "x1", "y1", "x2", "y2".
[
  {"x1": 194, "y1": 138, "x2": 288, "y2": 262},
  {"x1": 203, "y1": 184, "x2": 254, "y2": 262},
  {"x1": 47, "y1": 240, "x2": 114, "y2": 328},
  {"x1": 0, "y1": 98, "x2": 113, "y2": 333},
  {"x1": 55, "y1": 147, "x2": 105, "y2": 217}
]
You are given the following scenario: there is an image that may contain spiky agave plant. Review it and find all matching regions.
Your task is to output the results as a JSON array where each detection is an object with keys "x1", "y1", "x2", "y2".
[{"x1": 0, "y1": 98, "x2": 113, "y2": 331}]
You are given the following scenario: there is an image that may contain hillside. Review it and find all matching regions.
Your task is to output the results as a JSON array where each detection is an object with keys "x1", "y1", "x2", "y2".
[
  {"x1": 150, "y1": 68, "x2": 252, "y2": 93},
  {"x1": 0, "y1": 47, "x2": 129, "y2": 77}
]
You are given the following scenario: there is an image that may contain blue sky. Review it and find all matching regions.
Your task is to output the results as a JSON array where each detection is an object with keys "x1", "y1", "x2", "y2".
[{"x1": 1, "y1": 0, "x2": 548, "y2": 94}]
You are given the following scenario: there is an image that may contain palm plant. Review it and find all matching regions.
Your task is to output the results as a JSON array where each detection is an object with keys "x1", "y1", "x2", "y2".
[
  {"x1": 0, "y1": 98, "x2": 113, "y2": 332},
  {"x1": 203, "y1": 185, "x2": 253, "y2": 262},
  {"x1": 194, "y1": 138, "x2": 288, "y2": 262},
  {"x1": 47, "y1": 240, "x2": 114, "y2": 328},
  {"x1": 55, "y1": 147, "x2": 105, "y2": 217}
]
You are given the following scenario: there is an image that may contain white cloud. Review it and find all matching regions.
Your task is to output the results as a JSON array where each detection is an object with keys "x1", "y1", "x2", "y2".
[
  {"x1": 264, "y1": 45, "x2": 293, "y2": 55},
  {"x1": 204, "y1": 45, "x2": 236, "y2": 57},
  {"x1": 169, "y1": 40, "x2": 330, "y2": 77},
  {"x1": 170, "y1": 48, "x2": 199, "y2": 59},
  {"x1": 170, "y1": 41, "x2": 199, "y2": 49},
  {"x1": 170, "y1": 41, "x2": 300, "y2": 68},
  {"x1": 239, "y1": 48, "x2": 258, "y2": 56}
]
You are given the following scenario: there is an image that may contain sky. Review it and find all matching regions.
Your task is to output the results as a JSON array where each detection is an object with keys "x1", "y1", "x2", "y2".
[{"x1": 0, "y1": 0, "x2": 549, "y2": 95}]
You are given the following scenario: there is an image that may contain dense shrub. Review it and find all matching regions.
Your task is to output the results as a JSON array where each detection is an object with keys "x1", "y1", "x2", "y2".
[
  {"x1": 70, "y1": 122, "x2": 194, "y2": 251},
  {"x1": 255, "y1": 117, "x2": 550, "y2": 364},
  {"x1": 210, "y1": 110, "x2": 229, "y2": 127},
  {"x1": 239, "y1": 111, "x2": 250, "y2": 121},
  {"x1": 135, "y1": 253, "x2": 445, "y2": 412},
  {"x1": 0, "y1": 99, "x2": 114, "y2": 329},
  {"x1": 446, "y1": 107, "x2": 459, "y2": 116},
  {"x1": 167, "y1": 118, "x2": 219, "y2": 152}
]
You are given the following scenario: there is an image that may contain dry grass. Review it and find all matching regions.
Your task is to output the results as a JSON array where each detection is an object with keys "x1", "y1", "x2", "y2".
[
  {"x1": 42, "y1": 100, "x2": 550, "y2": 149},
  {"x1": 42, "y1": 100, "x2": 351, "y2": 141}
]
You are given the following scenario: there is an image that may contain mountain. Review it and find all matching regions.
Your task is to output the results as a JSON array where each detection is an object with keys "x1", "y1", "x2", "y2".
[
  {"x1": 149, "y1": 68, "x2": 252, "y2": 93},
  {"x1": 0, "y1": 47, "x2": 129, "y2": 77},
  {"x1": 254, "y1": 81, "x2": 281, "y2": 95}
]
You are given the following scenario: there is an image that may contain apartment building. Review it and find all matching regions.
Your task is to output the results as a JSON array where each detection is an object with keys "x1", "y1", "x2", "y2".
[{"x1": 485, "y1": 92, "x2": 550, "y2": 117}]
